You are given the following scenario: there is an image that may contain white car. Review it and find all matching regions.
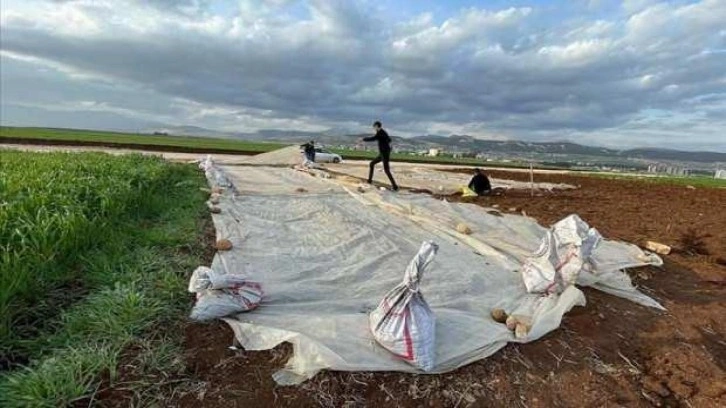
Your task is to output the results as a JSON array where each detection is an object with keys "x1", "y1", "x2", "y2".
[{"x1": 313, "y1": 148, "x2": 343, "y2": 163}]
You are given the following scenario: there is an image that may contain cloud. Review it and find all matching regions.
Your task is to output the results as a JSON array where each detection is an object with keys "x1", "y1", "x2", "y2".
[{"x1": 1, "y1": 0, "x2": 725, "y2": 151}]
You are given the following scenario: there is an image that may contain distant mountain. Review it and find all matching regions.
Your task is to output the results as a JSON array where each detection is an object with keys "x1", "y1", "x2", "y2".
[
  {"x1": 409, "y1": 135, "x2": 726, "y2": 163},
  {"x1": 149, "y1": 125, "x2": 726, "y2": 163},
  {"x1": 617, "y1": 148, "x2": 726, "y2": 163},
  {"x1": 412, "y1": 135, "x2": 618, "y2": 156}
]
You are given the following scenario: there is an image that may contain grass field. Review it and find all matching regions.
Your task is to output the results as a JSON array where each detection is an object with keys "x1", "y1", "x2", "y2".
[
  {"x1": 3, "y1": 126, "x2": 724, "y2": 187},
  {"x1": 0, "y1": 150, "x2": 211, "y2": 407},
  {"x1": 0, "y1": 126, "x2": 535, "y2": 168},
  {"x1": 0, "y1": 126, "x2": 283, "y2": 153}
]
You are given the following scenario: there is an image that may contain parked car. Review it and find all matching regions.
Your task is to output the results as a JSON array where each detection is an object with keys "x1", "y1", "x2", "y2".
[{"x1": 314, "y1": 148, "x2": 342, "y2": 163}]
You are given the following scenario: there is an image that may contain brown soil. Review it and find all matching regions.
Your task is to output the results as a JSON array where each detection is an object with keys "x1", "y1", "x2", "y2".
[{"x1": 107, "y1": 170, "x2": 726, "y2": 407}]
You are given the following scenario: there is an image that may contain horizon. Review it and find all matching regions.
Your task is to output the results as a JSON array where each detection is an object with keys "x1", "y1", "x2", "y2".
[
  {"x1": 1, "y1": 0, "x2": 725, "y2": 153},
  {"x1": 3, "y1": 124, "x2": 726, "y2": 155}
]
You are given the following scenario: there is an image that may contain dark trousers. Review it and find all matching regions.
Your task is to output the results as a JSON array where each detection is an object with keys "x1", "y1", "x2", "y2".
[{"x1": 368, "y1": 150, "x2": 398, "y2": 189}]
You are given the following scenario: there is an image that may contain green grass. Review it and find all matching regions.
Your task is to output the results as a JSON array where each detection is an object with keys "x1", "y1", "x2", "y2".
[
  {"x1": 0, "y1": 149, "x2": 211, "y2": 407},
  {"x1": 0, "y1": 126, "x2": 283, "y2": 153}
]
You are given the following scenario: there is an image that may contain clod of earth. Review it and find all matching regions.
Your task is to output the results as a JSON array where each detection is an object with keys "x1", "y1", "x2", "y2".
[
  {"x1": 209, "y1": 206, "x2": 222, "y2": 214},
  {"x1": 215, "y1": 239, "x2": 233, "y2": 251},
  {"x1": 491, "y1": 308, "x2": 508, "y2": 323},
  {"x1": 456, "y1": 223, "x2": 472, "y2": 235},
  {"x1": 515, "y1": 323, "x2": 531, "y2": 339},
  {"x1": 506, "y1": 315, "x2": 518, "y2": 331},
  {"x1": 357, "y1": 186, "x2": 366, "y2": 193},
  {"x1": 506, "y1": 314, "x2": 533, "y2": 333},
  {"x1": 210, "y1": 197, "x2": 220, "y2": 205},
  {"x1": 295, "y1": 187, "x2": 308, "y2": 193},
  {"x1": 645, "y1": 241, "x2": 671, "y2": 255}
]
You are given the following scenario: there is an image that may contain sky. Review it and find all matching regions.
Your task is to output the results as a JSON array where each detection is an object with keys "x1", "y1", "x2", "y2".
[{"x1": 1, "y1": 0, "x2": 725, "y2": 152}]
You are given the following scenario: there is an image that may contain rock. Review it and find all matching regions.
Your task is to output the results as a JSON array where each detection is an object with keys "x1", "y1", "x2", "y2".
[
  {"x1": 506, "y1": 314, "x2": 532, "y2": 332},
  {"x1": 645, "y1": 241, "x2": 671, "y2": 255},
  {"x1": 508, "y1": 207, "x2": 519, "y2": 212},
  {"x1": 215, "y1": 239, "x2": 233, "y2": 251},
  {"x1": 506, "y1": 315, "x2": 518, "y2": 331},
  {"x1": 515, "y1": 323, "x2": 531, "y2": 339},
  {"x1": 686, "y1": 185, "x2": 696, "y2": 190},
  {"x1": 357, "y1": 186, "x2": 366, "y2": 193},
  {"x1": 491, "y1": 308, "x2": 508, "y2": 323},
  {"x1": 209, "y1": 206, "x2": 222, "y2": 214},
  {"x1": 211, "y1": 186, "x2": 224, "y2": 194},
  {"x1": 456, "y1": 223, "x2": 472, "y2": 235},
  {"x1": 295, "y1": 187, "x2": 308, "y2": 193},
  {"x1": 492, "y1": 204, "x2": 500, "y2": 208},
  {"x1": 210, "y1": 197, "x2": 220, "y2": 205}
]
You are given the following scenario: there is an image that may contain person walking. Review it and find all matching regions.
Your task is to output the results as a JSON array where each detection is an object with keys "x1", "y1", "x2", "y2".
[
  {"x1": 361, "y1": 121, "x2": 399, "y2": 191},
  {"x1": 300, "y1": 140, "x2": 316, "y2": 163}
]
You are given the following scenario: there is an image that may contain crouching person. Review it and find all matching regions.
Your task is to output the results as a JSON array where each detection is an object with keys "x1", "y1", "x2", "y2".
[{"x1": 468, "y1": 168, "x2": 492, "y2": 196}]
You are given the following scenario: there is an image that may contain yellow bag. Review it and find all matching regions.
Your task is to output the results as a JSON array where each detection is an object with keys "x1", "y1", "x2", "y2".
[{"x1": 461, "y1": 186, "x2": 477, "y2": 197}]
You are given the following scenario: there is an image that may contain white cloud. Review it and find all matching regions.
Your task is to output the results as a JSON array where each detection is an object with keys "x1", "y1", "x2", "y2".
[{"x1": 1, "y1": 0, "x2": 725, "y2": 151}]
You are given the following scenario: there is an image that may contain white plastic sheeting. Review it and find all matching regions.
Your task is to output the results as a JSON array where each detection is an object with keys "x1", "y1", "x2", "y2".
[
  {"x1": 330, "y1": 164, "x2": 576, "y2": 194},
  {"x1": 198, "y1": 160, "x2": 663, "y2": 384}
]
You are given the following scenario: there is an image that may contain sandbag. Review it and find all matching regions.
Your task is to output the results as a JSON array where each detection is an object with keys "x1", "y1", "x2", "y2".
[
  {"x1": 188, "y1": 266, "x2": 263, "y2": 321},
  {"x1": 369, "y1": 241, "x2": 438, "y2": 371},
  {"x1": 522, "y1": 215, "x2": 602, "y2": 294}
]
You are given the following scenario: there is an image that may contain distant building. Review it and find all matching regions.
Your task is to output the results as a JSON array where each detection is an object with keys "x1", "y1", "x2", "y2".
[
  {"x1": 716, "y1": 169, "x2": 726, "y2": 179},
  {"x1": 428, "y1": 148, "x2": 440, "y2": 157},
  {"x1": 647, "y1": 163, "x2": 690, "y2": 176}
]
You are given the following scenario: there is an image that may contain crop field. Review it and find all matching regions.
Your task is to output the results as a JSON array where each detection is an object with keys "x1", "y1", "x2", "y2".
[
  {"x1": 2, "y1": 127, "x2": 529, "y2": 168},
  {"x1": 0, "y1": 150, "x2": 212, "y2": 407},
  {"x1": 0, "y1": 126, "x2": 283, "y2": 154}
]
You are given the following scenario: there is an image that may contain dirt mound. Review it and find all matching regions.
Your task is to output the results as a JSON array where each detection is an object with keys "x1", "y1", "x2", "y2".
[{"x1": 241, "y1": 145, "x2": 303, "y2": 166}]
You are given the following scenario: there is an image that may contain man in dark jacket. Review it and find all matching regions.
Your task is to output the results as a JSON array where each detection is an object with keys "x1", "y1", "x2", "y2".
[
  {"x1": 468, "y1": 168, "x2": 492, "y2": 196},
  {"x1": 300, "y1": 140, "x2": 316, "y2": 162},
  {"x1": 361, "y1": 121, "x2": 399, "y2": 191}
]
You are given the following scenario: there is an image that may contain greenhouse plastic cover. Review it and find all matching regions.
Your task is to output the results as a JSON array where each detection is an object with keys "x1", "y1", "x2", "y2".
[{"x1": 199, "y1": 159, "x2": 663, "y2": 385}]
